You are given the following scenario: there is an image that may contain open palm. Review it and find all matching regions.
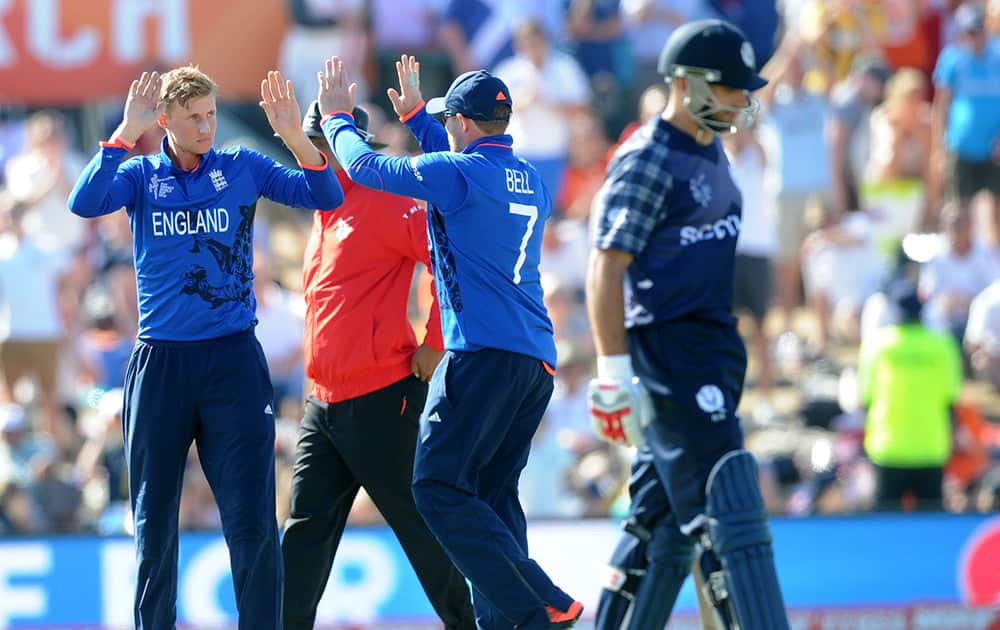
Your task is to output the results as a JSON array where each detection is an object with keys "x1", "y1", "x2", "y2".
[
  {"x1": 123, "y1": 72, "x2": 163, "y2": 135},
  {"x1": 260, "y1": 70, "x2": 304, "y2": 141},
  {"x1": 387, "y1": 55, "x2": 424, "y2": 119}
]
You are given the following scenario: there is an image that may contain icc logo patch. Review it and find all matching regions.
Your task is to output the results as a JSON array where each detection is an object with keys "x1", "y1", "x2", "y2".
[
  {"x1": 148, "y1": 174, "x2": 175, "y2": 200},
  {"x1": 696, "y1": 384, "x2": 726, "y2": 421},
  {"x1": 689, "y1": 173, "x2": 712, "y2": 208}
]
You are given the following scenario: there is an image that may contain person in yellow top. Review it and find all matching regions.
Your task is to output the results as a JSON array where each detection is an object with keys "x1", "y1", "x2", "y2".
[
  {"x1": 859, "y1": 278, "x2": 962, "y2": 511},
  {"x1": 799, "y1": 0, "x2": 885, "y2": 94}
]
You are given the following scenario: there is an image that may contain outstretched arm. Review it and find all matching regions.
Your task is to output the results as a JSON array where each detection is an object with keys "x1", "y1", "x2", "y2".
[
  {"x1": 68, "y1": 71, "x2": 162, "y2": 217},
  {"x1": 387, "y1": 55, "x2": 448, "y2": 153},
  {"x1": 319, "y1": 56, "x2": 465, "y2": 207},
  {"x1": 260, "y1": 70, "x2": 327, "y2": 168}
]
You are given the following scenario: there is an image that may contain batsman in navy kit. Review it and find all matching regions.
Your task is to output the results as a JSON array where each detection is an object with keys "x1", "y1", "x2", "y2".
[
  {"x1": 586, "y1": 21, "x2": 789, "y2": 630},
  {"x1": 316, "y1": 55, "x2": 583, "y2": 628},
  {"x1": 68, "y1": 67, "x2": 343, "y2": 629}
]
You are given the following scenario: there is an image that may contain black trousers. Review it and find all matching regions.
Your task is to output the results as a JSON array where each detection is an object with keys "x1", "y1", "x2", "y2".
[
  {"x1": 281, "y1": 376, "x2": 475, "y2": 629},
  {"x1": 874, "y1": 465, "x2": 944, "y2": 512}
]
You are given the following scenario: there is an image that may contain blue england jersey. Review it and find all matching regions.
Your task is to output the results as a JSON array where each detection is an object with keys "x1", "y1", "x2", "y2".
[
  {"x1": 322, "y1": 106, "x2": 557, "y2": 366},
  {"x1": 593, "y1": 117, "x2": 743, "y2": 330},
  {"x1": 68, "y1": 137, "x2": 343, "y2": 341}
]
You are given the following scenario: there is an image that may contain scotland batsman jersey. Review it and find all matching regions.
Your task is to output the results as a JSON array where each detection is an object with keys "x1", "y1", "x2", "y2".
[
  {"x1": 593, "y1": 117, "x2": 743, "y2": 329},
  {"x1": 322, "y1": 106, "x2": 557, "y2": 366},
  {"x1": 68, "y1": 137, "x2": 343, "y2": 341}
]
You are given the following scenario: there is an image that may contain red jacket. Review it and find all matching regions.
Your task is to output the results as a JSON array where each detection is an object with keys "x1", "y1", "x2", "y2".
[{"x1": 303, "y1": 170, "x2": 443, "y2": 403}]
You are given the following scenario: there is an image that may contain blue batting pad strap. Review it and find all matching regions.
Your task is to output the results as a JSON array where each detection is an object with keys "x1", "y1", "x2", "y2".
[{"x1": 705, "y1": 450, "x2": 790, "y2": 630}]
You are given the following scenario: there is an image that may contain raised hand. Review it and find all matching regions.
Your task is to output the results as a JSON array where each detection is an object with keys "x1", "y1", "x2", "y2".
[
  {"x1": 260, "y1": 70, "x2": 305, "y2": 142},
  {"x1": 386, "y1": 55, "x2": 424, "y2": 119},
  {"x1": 117, "y1": 71, "x2": 163, "y2": 144},
  {"x1": 317, "y1": 56, "x2": 357, "y2": 118}
]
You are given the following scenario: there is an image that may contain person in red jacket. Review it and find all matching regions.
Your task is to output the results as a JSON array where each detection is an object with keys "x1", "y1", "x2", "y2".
[{"x1": 281, "y1": 102, "x2": 475, "y2": 630}]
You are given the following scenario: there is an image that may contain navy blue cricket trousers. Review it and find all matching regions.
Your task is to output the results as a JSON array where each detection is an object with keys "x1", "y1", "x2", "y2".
[
  {"x1": 122, "y1": 328, "x2": 282, "y2": 630},
  {"x1": 412, "y1": 349, "x2": 574, "y2": 629}
]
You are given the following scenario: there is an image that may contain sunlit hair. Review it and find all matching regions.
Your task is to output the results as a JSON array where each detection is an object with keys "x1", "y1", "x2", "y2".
[
  {"x1": 884, "y1": 67, "x2": 926, "y2": 107},
  {"x1": 159, "y1": 65, "x2": 217, "y2": 111}
]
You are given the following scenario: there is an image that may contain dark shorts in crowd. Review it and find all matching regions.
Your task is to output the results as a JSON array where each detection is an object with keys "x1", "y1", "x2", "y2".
[
  {"x1": 733, "y1": 253, "x2": 773, "y2": 322},
  {"x1": 950, "y1": 155, "x2": 1000, "y2": 200}
]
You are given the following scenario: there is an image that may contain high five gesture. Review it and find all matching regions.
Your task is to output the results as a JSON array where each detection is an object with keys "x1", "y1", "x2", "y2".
[
  {"x1": 260, "y1": 69, "x2": 326, "y2": 167},
  {"x1": 387, "y1": 55, "x2": 424, "y2": 119}
]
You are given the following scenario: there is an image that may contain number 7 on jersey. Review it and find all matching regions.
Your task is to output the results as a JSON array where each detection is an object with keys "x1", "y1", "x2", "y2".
[{"x1": 508, "y1": 202, "x2": 538, "y2": 285}]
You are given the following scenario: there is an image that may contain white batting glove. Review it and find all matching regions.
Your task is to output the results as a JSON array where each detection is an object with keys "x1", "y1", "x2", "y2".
[{"x1": 588, "y1": 355, "x2": 647, "y2": 448}]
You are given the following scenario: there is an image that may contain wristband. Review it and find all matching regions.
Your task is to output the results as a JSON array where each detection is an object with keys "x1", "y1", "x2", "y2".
[{"x1": 596, "y1": 354, "x2": 634, "y2": 381}]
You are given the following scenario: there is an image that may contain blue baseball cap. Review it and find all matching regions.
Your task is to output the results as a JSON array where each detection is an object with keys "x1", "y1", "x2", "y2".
[{"x1": 425, "y1": 70, "x2": 513, "y2": 121}]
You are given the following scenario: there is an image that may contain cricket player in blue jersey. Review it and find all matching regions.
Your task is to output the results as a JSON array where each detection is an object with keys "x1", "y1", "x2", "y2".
[
  {"x1": 586, "y1": 21, "x2": 790, "y2": 630},
  {"x1": 316, "y1": 55, "x2": 583, "y2": 628},
  {"x1": 68, "y1": 67, "x2": 343, "y2": 629}
]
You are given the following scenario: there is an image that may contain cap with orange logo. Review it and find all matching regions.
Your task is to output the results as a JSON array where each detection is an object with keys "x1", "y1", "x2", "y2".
[{"x1": 426, "y1": 70, "x2": 512, "y2": 122}]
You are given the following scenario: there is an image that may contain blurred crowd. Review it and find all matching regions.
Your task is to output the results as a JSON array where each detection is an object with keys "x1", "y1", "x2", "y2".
[{"x1": 1, "y1": 0, "x2": 1000, "y2": 536}]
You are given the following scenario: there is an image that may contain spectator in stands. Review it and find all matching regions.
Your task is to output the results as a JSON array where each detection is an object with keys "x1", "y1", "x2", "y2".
[
  {"x1": 280, "y1": 0, "x2": 370, "y2": 104},
  {"x1": 520, "y1": 341, "x2": 595, "y2": 519},
  {"x1": 252, "y1": 247, "x2": 304, "y2": 416},
  {"x1": 880, "y1": 0, "x2": 936, "y2": 77},
  {"x1": 74, "y1": 287, "x2": 133, "y2": 391},
  {"x1": 758, "y1": 34, "x2": 834, "y2": 336},
  {"x1": 76, "y1": 388, "x2": 129, "y2": 532},
  {"x1": 867, "y1": 68, "x2": 932, "y2": 183},
  {"x1": 558, "y1": 111, "x2": 610, "y2": 220},
  {"x1": 828, "y1": 58, "x2": 890, "y2": 216},
  {"x1": 725, "y1": 126, "x2": 778, "y2": 399},
  {"x1": 965, "y1": 278, "x2": 1000, "y2": 392},
  {"x1": 859, "y1": 279, "x2": 961, "y2": 512},
  {"x1": 540, "y1": 216, "x2": 590, "y2": 295},
  {"x1": 440, "y1": 0, "x2": 561, "y2": 76},
  {"x1": 542, "y1": 273, "x2": 593, "y2": 356},
  {"x1": 0, "y1": 481, "x2": 47, "y2": 535},
  {"x1": 92, "y1": 211, "x2": 137, "y2": 337},
  {"x1": 564, "y1": 0, "x2": 629, "y2": 134},
  {"x1": 932, "y1": 2, "x2": 1000, "y2": 241},
  {"x1": 621, "y1": 0, "x2": 703, "y2": 92},
  {"x1": 494, "y1": 19, "x2": 591, "y2": 198},
  {"x1": 565, "y1": 0, "x2": 626, "y2": 81},
  {"x1": 370, "y1": 0, "x2": 452, "y2": 105},
  {"x1": 865, "y1": 67, "x2": 934, "y2": 232},
  {"x1": 0, "y1": 403, "x2": 55, "y2": 487},
  {"x1": 919, "y1": 201, "x2": 999, "y2": 342},
  {"x1": 799, "y1": 0, "x2": 886, "y2": 94},
  {"x1": 0, "y1": 196, "x2": 71, "y2": 436},
  {"x1": 612, "y1": 82, "x2": 668, "y2": 147},
  {"x1": 706, "y1": 0, "x2": 781, "y2": 69},
  {"x1": 3, "y1": 110, "x2": 87, "y2": 254},
  {"x1": 802, "y1": 196, "x2": 885, "y2": 353}
]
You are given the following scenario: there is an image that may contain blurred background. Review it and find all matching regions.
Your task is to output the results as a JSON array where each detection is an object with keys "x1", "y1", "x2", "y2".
[{"x1": 1, "y1": 0, "x2": 1000, "y2": 627}]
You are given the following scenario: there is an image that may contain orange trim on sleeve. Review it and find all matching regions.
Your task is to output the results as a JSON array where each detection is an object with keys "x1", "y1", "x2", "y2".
[
  {"x1": 324, "y1": 110, "x2": 354, "y2": 120},
  {"x1": 100, "y1": 138, "x2": 134, "y2": 151},
  {"x1": 398, "y1": 101, "x2": 426, "y2": 123},
  {"x1": 298, "y1": 151, "x2": 329, "y2": 171},
  {"x1": 542, "y1": 361, "x2": 556, "y2": 376}
]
